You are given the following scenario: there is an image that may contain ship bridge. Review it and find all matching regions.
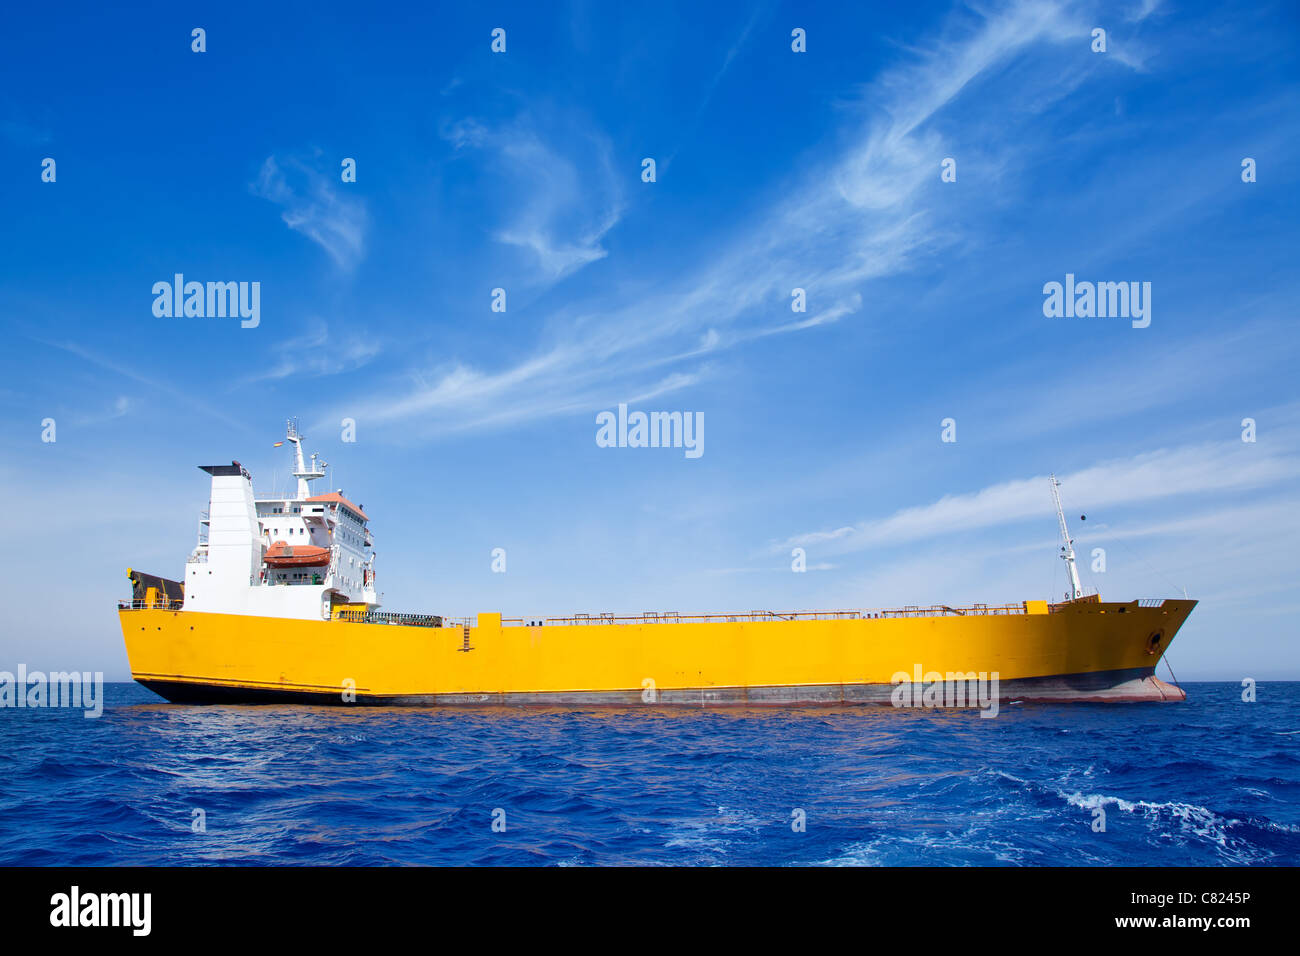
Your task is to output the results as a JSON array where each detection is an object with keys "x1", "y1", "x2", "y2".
[{"x1": 184, "y1": 420, "x2": 379, "y2": 620}]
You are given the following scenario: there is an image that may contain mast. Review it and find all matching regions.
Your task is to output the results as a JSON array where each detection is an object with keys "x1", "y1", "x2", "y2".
[
  {"x1": 1050, "y1": 473, "x2": 1083, "y2": 600},
  {"x1": 284, "y1": 419, "x2": 326, "y2": 500}
]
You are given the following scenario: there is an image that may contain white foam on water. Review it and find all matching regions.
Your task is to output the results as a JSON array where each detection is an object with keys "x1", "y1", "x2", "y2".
[
  {"x1": 976, "y1": 767, "x2": 1286, "y2": 864},
  {"x1": 813, "y1": 826, "x2": 1044, "y2": 867},
  {"x1": 1063, "y1": 791, "x2": 1232, "y2": 847},
  {"x1": 661, "y1": 804, "x2": 764, "y2": 855}
]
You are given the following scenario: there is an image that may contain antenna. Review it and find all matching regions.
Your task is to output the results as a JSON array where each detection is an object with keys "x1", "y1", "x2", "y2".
[
  {"x1": 1050, "y1": 474, "x2": 1084, "y2": 601},
  {"x1": 283, "y1": 418, "x2": 326, "y2": 500}
]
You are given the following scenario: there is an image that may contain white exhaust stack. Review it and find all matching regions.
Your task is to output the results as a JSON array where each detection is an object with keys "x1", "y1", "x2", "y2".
[{"x1": 185, "y1": 462, "x2": 261, "y2": 612}]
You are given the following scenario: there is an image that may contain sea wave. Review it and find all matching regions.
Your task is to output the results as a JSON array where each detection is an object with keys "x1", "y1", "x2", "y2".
[{"x1": 1, "y1": 682, "x2": 1297, "y2": 865}]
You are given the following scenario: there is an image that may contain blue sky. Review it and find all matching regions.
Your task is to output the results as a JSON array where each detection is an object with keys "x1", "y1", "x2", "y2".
[{"x1": 1, "y1": 0, "x2": 1297, "y2": 679}]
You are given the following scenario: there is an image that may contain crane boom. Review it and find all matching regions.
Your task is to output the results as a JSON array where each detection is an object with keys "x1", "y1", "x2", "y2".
[{"x1": 1050, "y1": 474, "x2": 1084, "y2": 600}]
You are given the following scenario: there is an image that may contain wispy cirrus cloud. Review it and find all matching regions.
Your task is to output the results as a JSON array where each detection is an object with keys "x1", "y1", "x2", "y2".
[
  {"x1": 331, "y1": 0, "x2": 1150, "y2": 440},
  {"x1": 774, "y1": 437, "x2": 1300, "y2": 557},
  {"x1": 444, "y1": 113, "x2": 625, "y2": 284},
  {"x1": 325, "y1": 340, "x2": 708, "y2": 436},
  {"x1": 252, "y1": 154, "x2": 368, "y2": 271},
  {"x1": 72, "y1": 394, "x2": 131, "y2": 427},
  {"x1": 33, "y1": 337, "x2": 251, "y2": 432},
  {"x1": 235, "y1": 322, "x2": 382, "y2": 386}
]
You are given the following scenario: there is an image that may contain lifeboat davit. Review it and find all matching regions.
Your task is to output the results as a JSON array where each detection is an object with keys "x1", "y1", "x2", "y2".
[{"x1": 264, "y1": 540, "x2": 331, "y2": 568}]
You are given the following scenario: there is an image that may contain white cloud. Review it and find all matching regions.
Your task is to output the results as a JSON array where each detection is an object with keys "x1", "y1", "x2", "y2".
[
  {"x1": 331, "y1": 1, "x2": 1146, "y2": 440},
  {"x1": 756, "y1": 294, "x2": 862, "y2": 337},
  {"x1": 236, "y1": 322, "x2": 382, "y2": 386},
  {"x1": 445, "y1": 115, "x2": 624, "y2": 284},
  {"x1": 73, "y1": 395, "x2": 131, "y2": 427},
  {"x1": 252, "y1": 154, "x2": 368, "y2": 271},
  {"x1": 35, "y1": 338, "x2": 249, "y2": 432},
  {"x1": 776, "y1": 438, "x2": 1300, "y2": 557}
]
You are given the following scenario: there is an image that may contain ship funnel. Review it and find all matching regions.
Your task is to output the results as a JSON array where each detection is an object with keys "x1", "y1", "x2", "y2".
[{"x1": 194, "y1": 462, "x2": 261, "y2": 601}]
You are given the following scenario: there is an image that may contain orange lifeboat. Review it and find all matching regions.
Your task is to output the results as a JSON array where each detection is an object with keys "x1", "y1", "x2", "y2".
[{"x1": 264, "y1": 540, "x2": 331, "y2": 568}]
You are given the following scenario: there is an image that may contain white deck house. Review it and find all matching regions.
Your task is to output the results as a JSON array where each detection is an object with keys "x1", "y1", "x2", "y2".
[{"x1": 183, "y1": 422, "x2": 379, "y2": 620}]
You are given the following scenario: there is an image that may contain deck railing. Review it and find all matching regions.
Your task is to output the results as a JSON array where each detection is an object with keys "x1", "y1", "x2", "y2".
[
  {"x1": 120, "y1": 598, "x2": 1173, "y2": 622},
  {"x1": 334, "y1": 609, "x2": 443, "y2": 627},
  {"x1": 509, "y1": 603, "x2": 1029, "y2": 626}
]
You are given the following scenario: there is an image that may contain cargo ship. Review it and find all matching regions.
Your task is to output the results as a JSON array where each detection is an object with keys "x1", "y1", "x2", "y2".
[{"x1": 118, "y1": 422, "x2": 1193, "y2": 706}]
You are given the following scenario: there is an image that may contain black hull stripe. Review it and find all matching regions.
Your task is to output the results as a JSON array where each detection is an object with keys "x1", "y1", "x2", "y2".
[{"x1": 138, "y1": 666, "x2": 1173, "y2": 706}]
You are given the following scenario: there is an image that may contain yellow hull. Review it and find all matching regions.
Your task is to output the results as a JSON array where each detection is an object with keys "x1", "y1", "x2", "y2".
[{"x1": 120, "y1": 597, "x2": 1195, "y2": 706}]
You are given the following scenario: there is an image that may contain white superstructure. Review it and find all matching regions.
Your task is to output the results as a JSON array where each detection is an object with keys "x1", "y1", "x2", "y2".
[{"x1": 183, "y1": 420, "x2": 380, "y2": 620}]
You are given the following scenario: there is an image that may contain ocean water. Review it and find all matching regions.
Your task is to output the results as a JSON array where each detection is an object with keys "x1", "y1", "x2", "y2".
[{"x1": 1, "y1": 682, "x2": 1297, "y2": 866}]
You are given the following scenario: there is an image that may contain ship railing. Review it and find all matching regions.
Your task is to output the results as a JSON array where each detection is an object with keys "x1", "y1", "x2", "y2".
[
  {"x1": 118, "y1": 599, "x2": 184, "y2": 611},
  {"x1": 521, "y1": 604, "x2": 1027, "y2": 626},
  {"x1": 1047, "y1": 594, "x2": 1106, "y2": 611},
  {"x1": 334, "y1": 609, "x2": 444, "y2": 627},
  {"x1": 253, "y1": 489, "x2": 301, "y2": 502},
  {"x1": 1137, "y1": 598, "x2": 1165, "y2": 607},
  {"x1": 355, "y1": 603, "x2": 1030, "y2": 629},
  {"x1": 879, "y1": 605, "x2": 981, "y2": 618}
]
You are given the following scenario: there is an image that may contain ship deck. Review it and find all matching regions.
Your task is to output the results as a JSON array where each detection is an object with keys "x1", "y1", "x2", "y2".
[{"x1": 122, "y1": 594, "x2": 1176, "y2": 628}]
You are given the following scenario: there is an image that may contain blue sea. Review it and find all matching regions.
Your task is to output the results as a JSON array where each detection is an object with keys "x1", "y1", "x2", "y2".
[{"x1": 1, "y1": 682, "x2": 1297, "y2": 866}]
